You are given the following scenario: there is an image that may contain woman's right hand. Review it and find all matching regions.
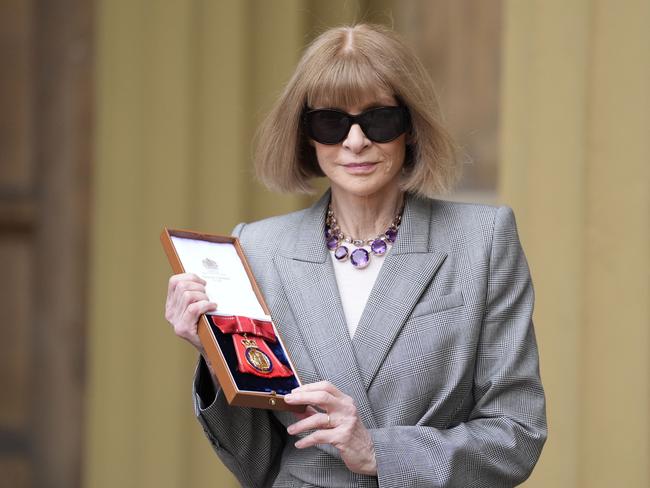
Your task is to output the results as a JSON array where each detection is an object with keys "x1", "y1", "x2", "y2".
[{"x1": 165, "y1": 273, "x2": 217, "y2": 352}]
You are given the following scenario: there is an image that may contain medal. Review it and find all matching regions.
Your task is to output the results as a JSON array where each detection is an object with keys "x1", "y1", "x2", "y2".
[
  {"x1": 241, "y1": 335, "x2": 273, "y2": 374},
  {"x1": 209, "y1": 315, "x2": 294, "y2": 378}
]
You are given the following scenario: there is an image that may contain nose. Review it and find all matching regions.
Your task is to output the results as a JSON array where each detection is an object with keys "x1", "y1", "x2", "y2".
[{"x1": 342, "y1": 123, "x2": 371, "y2": 152}]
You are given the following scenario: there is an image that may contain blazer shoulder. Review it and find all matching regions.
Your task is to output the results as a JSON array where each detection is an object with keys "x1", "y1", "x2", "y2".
[
  {"x1": 429, "y1": 197, "x2": 499, "y2": 230},
  {"x1": 430, "y1": 197, "x2": 499, "y2": 221},
  {"x1": 231, "y1": 207, "x2": 309, "y2": 252},
  {"x1": 426, "y1": 198, "x2": 519, "y2": 252}
]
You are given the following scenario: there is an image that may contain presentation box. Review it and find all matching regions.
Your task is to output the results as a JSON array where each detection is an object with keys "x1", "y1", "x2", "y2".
[{"x1": 161, "y1": 228, "x2": 304, "y2": 412}]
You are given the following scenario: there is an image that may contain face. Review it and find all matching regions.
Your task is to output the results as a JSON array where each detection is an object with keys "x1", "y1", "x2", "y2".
[{"x1": 309, "y1": 93, "x2": 407, "y2": 200}]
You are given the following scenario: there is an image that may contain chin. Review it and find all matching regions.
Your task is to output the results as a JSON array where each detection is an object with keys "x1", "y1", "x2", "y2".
[{"x1": 332, "y1": 178, "x2": 400, "y2": 199}]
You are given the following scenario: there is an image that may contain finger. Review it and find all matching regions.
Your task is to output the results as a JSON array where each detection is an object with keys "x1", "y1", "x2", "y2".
[
  {"x1": 179, "y1": 290, "x2": 211, "y2": 310},
  {"x1": 167, "y1": 273, "x2": 207, "y2": 301},
  {"x1": 176, "y1": 300, "x2": 217, "y2": 335},
  {"x1": 283, "y1": 390, "x2": 337, "y2": 411},
  {"x1": 287, "y1": 412, "x2": 331, "y2": 436},
  {"x1": 183, "y1": 299, "x2": 217, "y2": 322},
  {"x1": 174, "y1": 280, "x2": 209, "y2": 302},
  {"x1": 294, "y1": 426, "x2": 343, "y2": 450},
  {"x1": 167, "y1": 289, "x2": 210, "y2": 323},
  {"x1": 171, "y1": 281, "x2": 209, "y2": 315},
  {"x1": 290, "y1": 381, "x2": 344, "y2": 398}
]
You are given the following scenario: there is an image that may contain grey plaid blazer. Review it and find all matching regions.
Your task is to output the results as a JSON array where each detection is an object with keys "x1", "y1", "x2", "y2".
[{"x1": 193, "y1": 191, "x2": 546, "y2": 488}]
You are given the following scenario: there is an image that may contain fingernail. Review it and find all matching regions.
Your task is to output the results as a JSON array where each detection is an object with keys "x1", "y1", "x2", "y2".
[
  {"x1": 284, "y1": 393, "x2": 293, "y2": 401},
  {"x1": 287, "y1": 425, "x2": 294, "y2": 434}
]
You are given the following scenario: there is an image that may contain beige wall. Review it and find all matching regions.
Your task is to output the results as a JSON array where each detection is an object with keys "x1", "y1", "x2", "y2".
[
  {"x1": 501, "y1": 1, "x2": 650, "y2": 486},
  {"x1": 86, "y1": 1, "x2": 650, "y2": 487}
]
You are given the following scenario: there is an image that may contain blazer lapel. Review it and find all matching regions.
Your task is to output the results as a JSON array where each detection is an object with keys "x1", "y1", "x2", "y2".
[
  {"x1": 352, "y1": 195, "x2": 448, "y2": 389},
  {"x1": 273, "y1": 192, "x2": 377, "y2": 429}
]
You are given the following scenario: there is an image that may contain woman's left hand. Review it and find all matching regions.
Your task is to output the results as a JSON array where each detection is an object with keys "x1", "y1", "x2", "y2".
[{"x1": 284, "y1": 381, "x2": 377, "y2": 476}]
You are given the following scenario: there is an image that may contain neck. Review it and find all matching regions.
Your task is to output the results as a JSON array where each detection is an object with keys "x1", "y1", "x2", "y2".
[{"x1": 329, "y1": 186, "x2": 404, "y2": 240}]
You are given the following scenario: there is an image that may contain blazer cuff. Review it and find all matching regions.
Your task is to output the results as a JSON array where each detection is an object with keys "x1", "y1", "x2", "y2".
[
  {"x1": 193, "y1": 355, "x2": 220, "y2": 412},
  {"x1": 369, "y1": 428, "x2": 395, "y2": 487}
]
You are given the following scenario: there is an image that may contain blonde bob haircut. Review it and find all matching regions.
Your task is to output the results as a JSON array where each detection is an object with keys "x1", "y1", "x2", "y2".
[{"x1": 255, "y1": 23, "x2": 461, "y2": 198}]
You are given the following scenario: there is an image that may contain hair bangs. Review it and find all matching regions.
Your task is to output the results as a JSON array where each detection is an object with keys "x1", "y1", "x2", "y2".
[{"x1": 306, "y1": 55, "x2": 392, "y2": 109}]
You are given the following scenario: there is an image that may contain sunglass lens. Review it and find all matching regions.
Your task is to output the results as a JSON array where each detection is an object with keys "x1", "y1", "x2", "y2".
[
  {"x1": 307, "y1": 110, "x2": 349, "y2": 144},
  {"x1": 362, "y1": 107, "x2": 406, "y2": 143}
]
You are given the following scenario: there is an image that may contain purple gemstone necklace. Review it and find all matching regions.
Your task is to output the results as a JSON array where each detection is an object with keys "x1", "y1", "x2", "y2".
[{"x1": 325, "y1": 203, "x2": 403, "y2": 269}]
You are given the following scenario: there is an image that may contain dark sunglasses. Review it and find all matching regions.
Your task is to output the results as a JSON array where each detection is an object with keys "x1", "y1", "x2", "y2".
[{"x1": 303, "y1": 105, "x2": 410, "y2": 145}]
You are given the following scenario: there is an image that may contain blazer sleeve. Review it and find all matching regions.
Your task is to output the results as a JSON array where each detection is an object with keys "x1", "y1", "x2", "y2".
[
  {"x1": 192, "y1": 222, "x2": 287, "y2": 488},
  {"x1": 369, "y1": 206, "x2": 547, "y2": 487},
  {"x1": 193, "y1": 358, "x2": 287, "y2": 488}
]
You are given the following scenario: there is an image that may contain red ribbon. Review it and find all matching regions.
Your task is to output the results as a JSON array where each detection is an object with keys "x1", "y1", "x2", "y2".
[{"x1": 210, "y1": 315, "x2": 294, "y2": 378}]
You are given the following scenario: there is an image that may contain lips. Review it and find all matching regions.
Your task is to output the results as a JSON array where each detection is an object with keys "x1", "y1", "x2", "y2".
[
  {"x1": 341, "y1": 161, "x2": 379, "y2": 174},
  {"x1": 343, "y1": 162, "x2": 377, "y2": 167}
]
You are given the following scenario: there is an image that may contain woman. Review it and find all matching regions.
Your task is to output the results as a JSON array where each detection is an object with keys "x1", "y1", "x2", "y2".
[{"x1": 165, "y1": 23, "x2": 546, "y2": 487}]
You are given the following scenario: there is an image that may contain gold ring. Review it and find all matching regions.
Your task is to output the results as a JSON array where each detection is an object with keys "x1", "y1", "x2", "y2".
[{"x1": 326, "y1": 413, "x2": 331, "y2": 428}]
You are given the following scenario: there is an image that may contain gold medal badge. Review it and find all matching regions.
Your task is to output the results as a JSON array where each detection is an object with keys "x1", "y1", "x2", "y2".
[{"x1": 241, "y1": 336, "x2": 273, "y2": 374}]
